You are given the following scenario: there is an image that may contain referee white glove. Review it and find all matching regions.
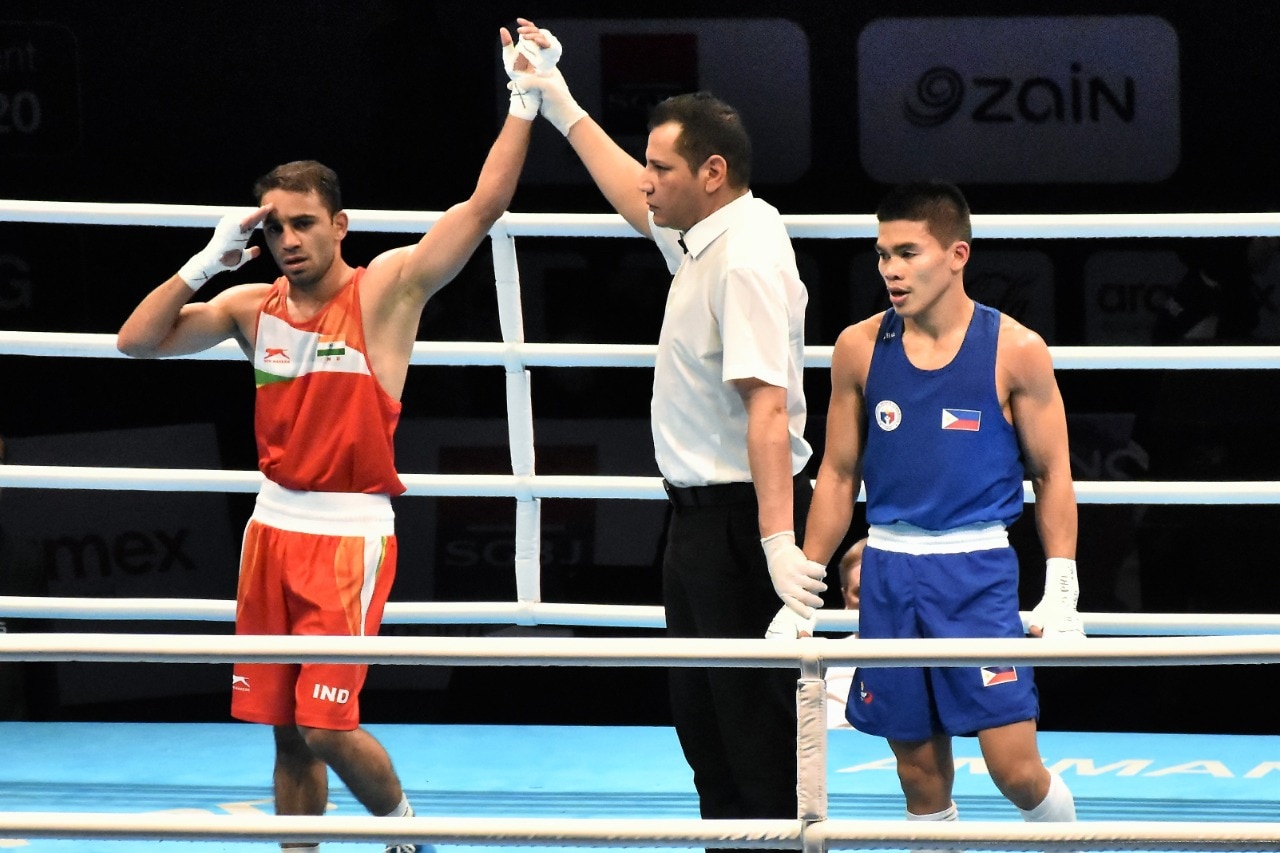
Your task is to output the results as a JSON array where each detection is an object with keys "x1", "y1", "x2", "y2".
[
  {"x1": 1028, "y1": 557, "x2": 1086, "y2": 639},
  {"x1": 178, "y1": 212, "x2": 260, "y2": 291},
  {"x1": 765, "y1": 604, "x2": 816, "y2": 640},
  {"x1": 528, "y1": 66, "x2": 587, "y2": 136},
  {"x1": 761, "y1": 531, "x2": 827, "y2": 619}
]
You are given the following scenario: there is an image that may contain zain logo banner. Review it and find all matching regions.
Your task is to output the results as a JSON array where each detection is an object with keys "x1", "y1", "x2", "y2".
[{"x1": 857, "y1": 16, "x2": 1180, "y2": 183}]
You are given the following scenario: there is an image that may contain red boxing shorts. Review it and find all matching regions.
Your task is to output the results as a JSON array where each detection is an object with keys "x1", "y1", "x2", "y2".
[{"x1": 231, "y1": 480, "x2": 397, "y2": 731}]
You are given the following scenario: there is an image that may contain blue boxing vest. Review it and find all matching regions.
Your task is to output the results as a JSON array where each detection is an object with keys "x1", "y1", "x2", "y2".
[{"x1": 862, "y1": 303, "x2": 1024, "y2": 531}]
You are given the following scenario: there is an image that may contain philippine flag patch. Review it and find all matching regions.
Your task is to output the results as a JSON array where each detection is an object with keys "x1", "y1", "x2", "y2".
[
  {"x1": 941, "y1": 408, "x2": 981, "y2": 431},
  {"x1": 980, "y1": 665, "x2": 1019, "y2": 687}
]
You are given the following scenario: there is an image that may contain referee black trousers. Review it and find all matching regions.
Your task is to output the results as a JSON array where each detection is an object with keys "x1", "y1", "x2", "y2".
[{"x1": 661, "y1": 474, "x2": 812, "y2": 851}]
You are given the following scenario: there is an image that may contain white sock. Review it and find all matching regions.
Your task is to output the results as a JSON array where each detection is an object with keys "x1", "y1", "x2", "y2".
[
  {"x1": 380, "y1": 795, "x2": 416, "y2": 851},
  {"x1": 381, "y1": 794, "x2": 412, "y2": 818},
  {"x1": 906, "y1": 802, "x2": 958, "y2": 853},
  {"x1": 1019, "y1": 771, "x2": 1076, "y2": 822},
  {"x1": 907, "y1": 802, "x2": 958, "y2": 822}
]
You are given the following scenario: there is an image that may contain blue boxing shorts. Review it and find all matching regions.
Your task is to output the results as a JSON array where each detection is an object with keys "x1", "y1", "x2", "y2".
[{"x1": 846, "y1": 524, "x2": 1039, "y2": 741}]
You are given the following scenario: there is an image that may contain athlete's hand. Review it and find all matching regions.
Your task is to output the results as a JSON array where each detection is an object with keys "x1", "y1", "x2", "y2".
[
  {"x1": 499, "y1": 22, "x2": 544, "y2": 120},
  {"x1": 761, "y1": 531, "x2": 828, "y2": 619},
  {"x1": 178, "y1": 206, "x2": 270, "y2": 291},
  {"x1": 507, "y1": 17, "x2": 563, "y2": 75},
  {"x1": 765, "y1": 604, "x2": 817, "y2": 639},
  {"x1": 1028, "y1": 557, "x2": 1086, "y2": 639},
  {"x1": 509, "y1": 19, "x2": 586, "y2": 136}
]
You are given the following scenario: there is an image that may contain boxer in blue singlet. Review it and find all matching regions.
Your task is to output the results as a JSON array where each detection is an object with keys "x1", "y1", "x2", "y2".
[{"x1": 802, "y1": 182, "x2": 1082, "y2": 834}]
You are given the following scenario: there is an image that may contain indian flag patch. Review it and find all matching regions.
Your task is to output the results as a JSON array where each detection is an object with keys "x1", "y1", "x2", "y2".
[{"x1": 317, "y1": 338, "x2": 347, "y2": 359}]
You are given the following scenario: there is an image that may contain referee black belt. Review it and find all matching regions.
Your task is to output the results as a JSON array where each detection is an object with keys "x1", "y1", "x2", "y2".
[{"x1": 662, "y1": 479, "x2": 757, "y2": 507}]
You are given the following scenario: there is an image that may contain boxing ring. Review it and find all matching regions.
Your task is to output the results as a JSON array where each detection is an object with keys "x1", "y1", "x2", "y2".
[{"x1": 4, "y1": 200, "x2": 1280, "y2": 851}]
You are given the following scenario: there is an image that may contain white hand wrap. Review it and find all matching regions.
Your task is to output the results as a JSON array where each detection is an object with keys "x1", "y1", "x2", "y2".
[
  {"x1": 502, "y1": 37, "x2": 544, "y2": 120},
  {"x1": 761, "y1": 531, "x2": 827, "y2": 619},
  {"x1": 511, "y1": 30, "x2": 583, "y2": 136},
  {"x1": 1029, "y1": 557, "x2": 1085, "y2": 638},
  {"x1": 178, "y1": 212, "x2": 256, "y2": 291},
  {"x1": 516, "y1": 28, "x2": 563, "y2": 75},
  {"x1": 503, "y1": 28, "x2": 567, "y2": 121},
  {"x1": 765, "y1": 604, "x2": 816, "y2": 640},
  {"x1": 506, "y1": 79, "x2": 541, "y2": 120}
]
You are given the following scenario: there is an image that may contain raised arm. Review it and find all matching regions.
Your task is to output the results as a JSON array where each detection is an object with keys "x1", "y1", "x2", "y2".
[
  {"x1": 564, "y1": 117, "x2": 651, "y2": 236},
  {"x1": 512, "y1": 18, "x2": 651, "y2": 236},
  {"x1": 117, "y1": 206, "x2": 272, "y2": 359},
  {"x1": 366, "y1": 110, "x2": 533, "y2": 312}
]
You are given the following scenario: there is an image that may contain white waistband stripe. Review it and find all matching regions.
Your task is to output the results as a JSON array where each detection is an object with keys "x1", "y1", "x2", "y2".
[
  {"x1": 867, "y1": 522, "x2": 1008, "y2": 555},
  {"x1": 252, "y1": 480, "x2": 395, "y2": 537}
]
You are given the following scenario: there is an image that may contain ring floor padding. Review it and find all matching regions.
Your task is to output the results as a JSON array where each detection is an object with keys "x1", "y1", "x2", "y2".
[{"x1": 4, "y1": 722, "x2": 1280, "y2": 851}]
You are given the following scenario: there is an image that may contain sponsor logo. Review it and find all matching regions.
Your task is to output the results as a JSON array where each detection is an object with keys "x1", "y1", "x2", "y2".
[
  {"x1": 43, "y1": 528, "x2": 195, "y2": 581},
  {"x1": 263, "y1": 347, "x2": 290, "y2": 364},
  {"x1": 875, "y1": 400, "x2": 903, "y2": 431},
  {"x1": 857, "y1": 16, "x2": 1180, "y2": 183},
  {"x1": 231, "y1": 674, "x2": 250, "y2": 692},
  {"x1": 902, "y1": 64, "x2": 1137, "y2": 129}
]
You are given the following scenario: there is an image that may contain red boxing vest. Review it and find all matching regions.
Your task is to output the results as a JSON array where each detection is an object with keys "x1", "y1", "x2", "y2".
[{"x1": 252, "y1": 268, "x2": 405, "y2": 496}]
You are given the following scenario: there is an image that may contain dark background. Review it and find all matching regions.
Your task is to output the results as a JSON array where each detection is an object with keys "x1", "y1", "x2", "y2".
[{"x1": 3, "y1": 2, "x2": 1280, "y2": 735}]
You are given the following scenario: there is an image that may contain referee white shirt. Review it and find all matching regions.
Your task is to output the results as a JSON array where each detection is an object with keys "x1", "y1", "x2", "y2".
[{"x1": 649, "y1": 192, "x2": 812, "y2": 488}]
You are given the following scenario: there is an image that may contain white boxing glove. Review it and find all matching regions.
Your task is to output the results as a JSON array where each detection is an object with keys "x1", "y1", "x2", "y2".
[
  {"x1": 765, "y1": 604, "x2": 817, "y2": 640},
  {"x1": 178, "y1": 212, "x2": 258, "y2": 291},
  {"x1": 761, "y1": 531, "x2": 827, "y2": 619},
  {"x1": 1029, "y1": 557, "x2": 1086, "y2": 639}
]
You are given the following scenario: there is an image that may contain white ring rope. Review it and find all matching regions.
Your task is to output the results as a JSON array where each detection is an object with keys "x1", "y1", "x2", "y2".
[
  {"x1": 4, "y1": 629, "x2": 1280, "y2": 851},
  {"x1": 5, "y1": 200, "x2": 1278, "y2": 852},
  {"x1": 3, "y1": 203, "x2": 1279, "y2": 631},
  {"x1": 8, "y1": 594, "x2": 1280, "y2": 636},
  {"x1": 6, "y1": 197, "x2": 1280, "y2": 238},
  {"x1": 3, "y1": 464, "x2": 1280, "y2": 505},
  {"x1": 1, "y1": 813, "x2": 1276, "y2": 851},
  {"x1": 6, "y1": 331, "x2": 1280, "y2": 371},
  {"x1": 5, "y1": 631, "x2": 1280, "y2": 668}
]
